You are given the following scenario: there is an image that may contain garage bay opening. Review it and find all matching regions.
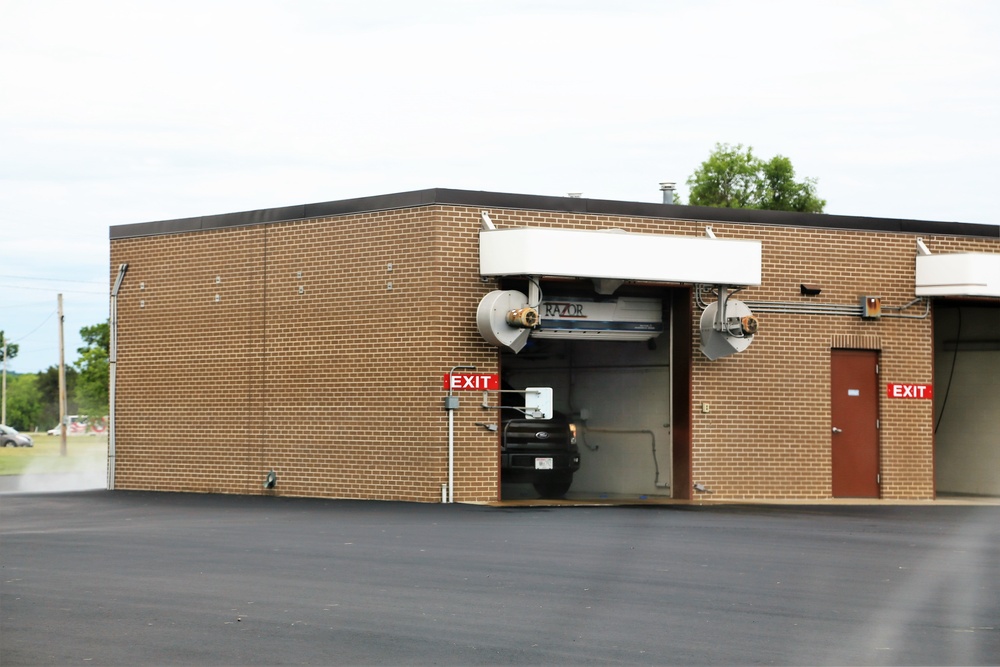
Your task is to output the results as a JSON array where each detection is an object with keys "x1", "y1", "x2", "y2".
[{"x1": 498, "y1": 281, "x2": 681, "y2": 501}]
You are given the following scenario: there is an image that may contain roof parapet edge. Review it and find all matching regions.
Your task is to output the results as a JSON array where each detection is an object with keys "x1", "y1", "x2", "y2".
[{"x1": 109, "y1": 187, "x2": 999, "y2": 240}]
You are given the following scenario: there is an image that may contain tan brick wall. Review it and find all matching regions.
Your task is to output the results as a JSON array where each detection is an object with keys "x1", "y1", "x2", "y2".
[
  {"x1": 111, "y1": 204, "x2": 998, "y2": 502},
  {"x1": 686, "y1": 225, "x2": 998, "y2": 500},
  {"x1": 112, "y1": 207, "x2": 500, "y2": 502}
]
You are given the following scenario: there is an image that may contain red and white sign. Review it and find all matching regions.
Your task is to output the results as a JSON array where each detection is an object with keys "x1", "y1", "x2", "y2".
[
  {"x1": 443, "y1": 373, "x2": 500, "y2": 391},
  {"x1": 887, "y1": 383, "x2": 933, "y2": 399}
]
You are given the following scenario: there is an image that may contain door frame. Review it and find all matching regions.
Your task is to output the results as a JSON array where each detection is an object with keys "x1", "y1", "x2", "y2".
[{"x1": 830, "y1": 348, "x2": 881, "y2": 498}]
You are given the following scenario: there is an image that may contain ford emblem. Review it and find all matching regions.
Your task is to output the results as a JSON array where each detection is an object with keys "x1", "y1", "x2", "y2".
[{"x1": 535, "y1": 431, "x2": 550, "y2": 439}]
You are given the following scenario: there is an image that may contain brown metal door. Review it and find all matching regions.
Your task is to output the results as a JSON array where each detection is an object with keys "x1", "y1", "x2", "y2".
[{"x1": 831, "y1": 350, "x2": 880, "y2": 497}]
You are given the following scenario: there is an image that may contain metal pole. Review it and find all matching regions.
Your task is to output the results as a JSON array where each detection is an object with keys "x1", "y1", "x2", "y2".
[
  {"x1": 108, "y1": 263, "x2": 128, "y2": 490},
  {"x1": 445, "y1": 365, "x2": 477, "y2": 504},
  {"x1": 447, "y1": 409, "x2": 455, "y2": 504},
  {"x1": 1, "y1": 336, "x2": 7, "y2": 426},
  {"x1": 58, "y1": 294, "x2": 67, "y2": 457}
]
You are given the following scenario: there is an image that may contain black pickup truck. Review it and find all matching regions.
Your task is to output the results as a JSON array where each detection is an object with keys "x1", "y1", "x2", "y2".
[{"x1": 501, "y1": 412, "x2": 580, "y2": 498}]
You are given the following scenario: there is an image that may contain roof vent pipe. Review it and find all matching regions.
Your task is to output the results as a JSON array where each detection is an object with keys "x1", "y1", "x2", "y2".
[{"x1": 659, "y1": 181, "x2": 676, "y2": 204}]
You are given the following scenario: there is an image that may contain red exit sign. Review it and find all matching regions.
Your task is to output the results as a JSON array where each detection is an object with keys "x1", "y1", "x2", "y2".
[
  {"x1": 887, "y1": 383, "x2": 933, "y2": 399},
  {"x1": 443, "y1": 373, "x2": 499, "y2": 391}
]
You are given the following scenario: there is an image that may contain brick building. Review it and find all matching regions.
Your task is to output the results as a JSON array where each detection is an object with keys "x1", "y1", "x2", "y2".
[{"x1": 108, "y1": 188, "x2": 1000, "y2": 502}]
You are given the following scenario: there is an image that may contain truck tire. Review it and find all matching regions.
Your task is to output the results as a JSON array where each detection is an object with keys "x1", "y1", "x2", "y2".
[{"x1": 533, "y1": 475, "x2": 572, "y2": 499}]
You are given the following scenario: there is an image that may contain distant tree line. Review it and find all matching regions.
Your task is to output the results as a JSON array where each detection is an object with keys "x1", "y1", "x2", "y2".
[{"x1": 2, "y1": 321, "x2": 109, "y2": 432}]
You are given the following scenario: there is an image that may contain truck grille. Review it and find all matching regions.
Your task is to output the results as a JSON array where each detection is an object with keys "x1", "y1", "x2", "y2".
[{"x1": 503, "y1": 418, "x2": 573, "y2": 450}]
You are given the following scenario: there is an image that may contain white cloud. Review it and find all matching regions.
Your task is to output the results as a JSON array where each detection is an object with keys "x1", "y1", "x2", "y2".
[{"x1": 2, "y1": 0, "x2": 999, "y2": 369}]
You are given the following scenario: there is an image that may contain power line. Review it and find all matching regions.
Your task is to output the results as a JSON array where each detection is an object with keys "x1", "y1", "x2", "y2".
[
  {"x1": 8, "y1": 309, "x2": 59, "y2": 343},
  {"x1": 0, "y1": 283, "x2": 105, "y2": 295},
  {"x1": 0, "y1": 274, "x2": 106, "y2": 285},
  {"x1": 0, "y1": 301, "x2": 57, "y2": 309}
]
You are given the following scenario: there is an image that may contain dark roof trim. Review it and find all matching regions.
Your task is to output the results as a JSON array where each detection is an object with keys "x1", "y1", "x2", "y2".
[{"x1": 110, "y1": 187, "x2": 1000, "y2": 240}]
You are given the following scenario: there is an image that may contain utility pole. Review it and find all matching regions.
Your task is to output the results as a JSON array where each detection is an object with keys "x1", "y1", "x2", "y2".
[
  {"x1": 58, "y1": 294, "x2": 67, "y2": 457},
  {"x1": 1, "y1": 335, "x2": 7, "y2": 426}
]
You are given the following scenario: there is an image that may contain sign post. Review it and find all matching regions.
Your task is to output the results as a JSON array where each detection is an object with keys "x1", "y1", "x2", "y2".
[{"x1": 443, "y1": 366, "x2": 487, "y2": 504}]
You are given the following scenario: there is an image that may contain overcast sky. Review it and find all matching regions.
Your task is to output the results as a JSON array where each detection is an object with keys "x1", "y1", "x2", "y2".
[{"x1": 2, "y1": 0, "x2": 999, "y2": 374}]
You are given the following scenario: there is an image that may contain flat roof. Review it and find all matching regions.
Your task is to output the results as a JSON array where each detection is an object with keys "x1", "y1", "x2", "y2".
[{"x1": 109, "y1": 187, "x2": 1000, "y2": 240}]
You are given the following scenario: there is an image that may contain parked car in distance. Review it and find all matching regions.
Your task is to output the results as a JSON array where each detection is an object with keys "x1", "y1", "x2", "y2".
[
  {"x1": 1, "y1": 424, "x2": 33, "y2": 447},
  {"x1": 46, "y1": 415, "x2": 99, "y2": 436}
]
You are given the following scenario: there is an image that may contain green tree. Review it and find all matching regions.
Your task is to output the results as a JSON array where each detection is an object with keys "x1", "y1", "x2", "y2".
[
  {"x1": 1, "y1": 330, "x2": 19, "y2": 362},
  {"x1": 5, "y1": 373, "x2": 42, "y2": 431},
  {"x1": 73, "y1": 321, "x2": 110, "y2": 416},
  {"x1": 35, "y1": 364, "x2": 78, "y2": 429},
  {"x1": 687, "y1": 143, "x2": 826, "y2": 213}
]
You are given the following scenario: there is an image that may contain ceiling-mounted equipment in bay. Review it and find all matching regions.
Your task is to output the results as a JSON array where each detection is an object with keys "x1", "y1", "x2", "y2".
[
  {"x1": 532, "y1": 295, "x2": 663, "y2": 342},
  {"x1": 700, "y1": 285, "x2": 759, "y2": 360},
  {"x1": 477, "y1": 290, "x2": 664, "y2": 350}
]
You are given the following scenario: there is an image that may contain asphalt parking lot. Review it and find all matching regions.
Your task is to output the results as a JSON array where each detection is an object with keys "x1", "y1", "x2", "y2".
[{"x1": 2, "y1": 491, "x2": 998, "y2": 666}]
